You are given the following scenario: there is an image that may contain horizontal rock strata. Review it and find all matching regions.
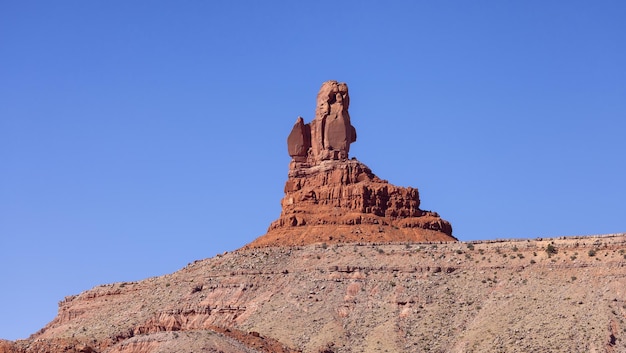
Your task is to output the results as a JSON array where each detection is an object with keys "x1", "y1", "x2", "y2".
[{"x1": 248, "y1": 80, "x2": 454, "y2": 247}]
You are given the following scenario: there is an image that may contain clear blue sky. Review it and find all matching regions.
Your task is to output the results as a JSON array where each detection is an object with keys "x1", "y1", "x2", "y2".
[{"x1": 1, "y1": 1, "x2": 624, "y2": 340}]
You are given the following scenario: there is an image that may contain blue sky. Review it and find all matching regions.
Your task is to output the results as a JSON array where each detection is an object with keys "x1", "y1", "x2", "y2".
[{"x1": 1, "y1": 1, "x2": 624, "y2": 340}]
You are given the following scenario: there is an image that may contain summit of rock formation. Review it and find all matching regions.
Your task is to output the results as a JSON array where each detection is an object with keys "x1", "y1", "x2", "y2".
[{"x1": 247, "y1": 80, "x2": 455, "y2": 248}]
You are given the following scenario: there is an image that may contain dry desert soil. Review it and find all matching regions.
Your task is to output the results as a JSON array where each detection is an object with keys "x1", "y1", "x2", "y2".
[{"x1": 2, "y1": 233, "x2": 626, "y2": 353}]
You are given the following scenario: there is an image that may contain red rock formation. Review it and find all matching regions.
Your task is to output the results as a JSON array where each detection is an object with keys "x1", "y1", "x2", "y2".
[
  {"x1": 247, "y1": 81, "x2": 455, "y2": 248},
  {"x1": 288, "y1": 80, "x2": 357, "y2": 164}
]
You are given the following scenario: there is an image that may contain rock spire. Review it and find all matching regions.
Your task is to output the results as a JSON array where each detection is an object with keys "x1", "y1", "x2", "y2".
[
  {"x1": 247, "y1": 80, "x2": 455, "y2": 248},
  {"x1": 288, "y1": 80, "x2": 357, "y2": 164}
]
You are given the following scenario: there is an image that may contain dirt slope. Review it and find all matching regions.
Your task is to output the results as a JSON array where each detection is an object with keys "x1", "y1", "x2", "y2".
[{"x1": 2, "y1": 234, "x2": 626, "y2": 353}]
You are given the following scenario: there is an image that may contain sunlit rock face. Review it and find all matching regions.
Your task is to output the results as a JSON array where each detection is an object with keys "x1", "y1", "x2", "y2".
[{"x1": 249, "y1": 81, "x2": 455, "y2": 248}]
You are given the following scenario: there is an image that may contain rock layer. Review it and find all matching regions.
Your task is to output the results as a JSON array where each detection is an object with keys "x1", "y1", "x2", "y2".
[{"x1": 248, "y1": 81, "x2": 454, "y2": 248}]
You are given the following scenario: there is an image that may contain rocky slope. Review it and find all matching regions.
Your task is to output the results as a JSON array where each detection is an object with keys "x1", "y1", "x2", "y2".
[
  {"x1": 2, "y1": 82, "x2": 624, "y2": 352},
  {"x1": 2, "y1": 234, "x2": 625, "y2": 353}
]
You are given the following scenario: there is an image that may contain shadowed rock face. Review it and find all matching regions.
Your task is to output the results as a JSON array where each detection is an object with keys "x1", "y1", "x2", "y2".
[
  {"x1": 249, "y1": 81, "x2": 455, "y2": 248},
  {"x1": 287, "y1": 117, "x2": 310, "y2": 160}
]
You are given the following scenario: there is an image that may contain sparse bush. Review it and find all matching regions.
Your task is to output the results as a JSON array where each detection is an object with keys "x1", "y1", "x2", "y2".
[
  {"x1": 546, "y1": 244, "x2": 557, "y2": 255},
  {"x1": 512, "y1": 246, "x2": 519, "y2": 252},
  {"x1": 588, "y1": 249, "x2": 597, "y2": 257},
  {"x1": 466, "y1": 243, "x2": 475, "y2": 250}
]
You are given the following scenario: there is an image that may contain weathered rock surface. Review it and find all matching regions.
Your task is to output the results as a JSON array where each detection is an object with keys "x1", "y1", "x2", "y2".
[
  {"x1": 286, "y1": 81, "x2": 356, "y2": 163},
  {"x1": 250, "y1": 80, "x2": 454, "y2": 247},
  {"x1": 3, "y1": 234, "x2": 626, "y2": 352}
]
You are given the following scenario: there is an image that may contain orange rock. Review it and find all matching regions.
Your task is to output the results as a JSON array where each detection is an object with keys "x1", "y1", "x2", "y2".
[
  {"x1": 248, "y1": 81, "x2": 455, "y2": 248},
  {"x1": 287, "y1": 117, "x2": 310, "y2": 161},
  {"x1": 287, "y1": 80, "x2": 357, "y2": 164}
]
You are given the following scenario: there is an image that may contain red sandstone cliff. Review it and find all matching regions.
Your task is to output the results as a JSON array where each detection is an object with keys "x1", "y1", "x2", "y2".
[{"x1": 247, "y1": 80, "x2": 455, "y2": 248}]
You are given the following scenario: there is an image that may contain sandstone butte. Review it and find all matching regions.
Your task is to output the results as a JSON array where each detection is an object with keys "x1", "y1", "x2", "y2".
[
  {"x1": 246, "y1": 80, "x2": 455, "y2": 248},
  {"x1": 1, "y1": 82, "x2": 625, "y2": 353}
]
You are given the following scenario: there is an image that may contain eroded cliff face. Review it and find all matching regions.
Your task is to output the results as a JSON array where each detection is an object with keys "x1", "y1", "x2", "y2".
[{"x1": 249, "y1": 80, "x2": 454, "y2": 247}]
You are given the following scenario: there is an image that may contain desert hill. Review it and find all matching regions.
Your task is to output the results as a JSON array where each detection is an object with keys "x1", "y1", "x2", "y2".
[
  {"x1": 2, "y1": 81, "x2": 624, "y2": 352},
  {"x1": 2, "y1": 234, "x2": 625, "y2": 353}
]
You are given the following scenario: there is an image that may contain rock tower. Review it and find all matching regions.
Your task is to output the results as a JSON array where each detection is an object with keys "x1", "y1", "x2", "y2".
[{"x1": 247, "y1": 81, "x2": 455, "y2": 247}]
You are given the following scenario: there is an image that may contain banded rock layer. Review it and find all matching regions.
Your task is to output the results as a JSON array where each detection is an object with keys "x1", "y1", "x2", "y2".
[{"x1": 247, "y1": 81, "x2": 454, "y2": 247}]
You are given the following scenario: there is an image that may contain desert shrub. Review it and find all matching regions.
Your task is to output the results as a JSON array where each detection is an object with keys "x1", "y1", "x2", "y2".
[
  {"x1": 546, "y1": 244, "x2": 557, "y2": 255},
  {"x1": 588, "y1": 249, "x2": 597, "y2": 257}
]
